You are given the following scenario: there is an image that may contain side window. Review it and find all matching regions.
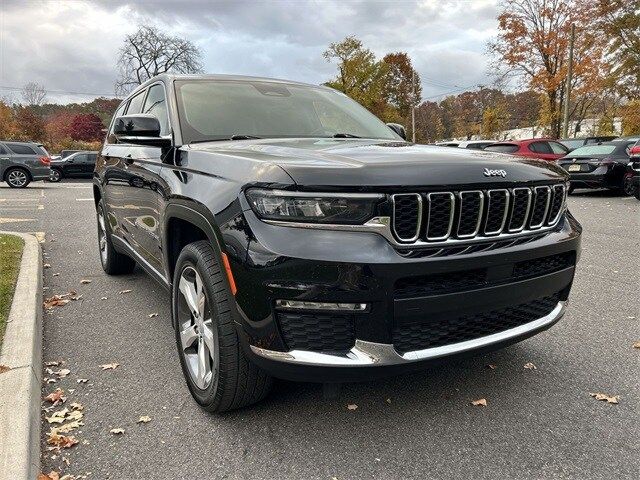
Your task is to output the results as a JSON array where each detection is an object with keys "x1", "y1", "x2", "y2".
[
  {"x1": 6, "y1": 143, "x2": 37, "y2": 155},
  {"x1": 0, "y1": 145, "x2": 7, "y2": 155},
  {"x1": 88, "y1": 153, "x2": 98, "y2": 162},
  {"x1": 126, "y1": 90, "x2": 146, "y2": 115},
  {"x1": 142, "y1": 84, "x2": 169, "y2": 135},
  {"x1": 72, "y1": 154, "x2": 86, "y2": 162},
  {"x1": 549, "y1": 141, "x2": 568, "y2": 154},
  {"x1": 529, "y1": 142, "x2": 552, "y2": 154}
]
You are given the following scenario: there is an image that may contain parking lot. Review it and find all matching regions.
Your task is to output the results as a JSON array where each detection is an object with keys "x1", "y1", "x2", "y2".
[{"x1": 1, "y1": 179, "x2": 638, "y2": 479}]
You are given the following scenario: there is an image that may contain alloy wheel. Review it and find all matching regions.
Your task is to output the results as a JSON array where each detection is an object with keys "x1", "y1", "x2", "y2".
[
  {"x1": 177, "y1": 266, "x2": 218, "y2": 390},
  {"x1": 7, "y1": 170, "x2": 28, "y2": 187},
  {"x1": 623, "y1": 174, "x2": 635, "y2": 196},
  {"x1": 97, "y1": 210, "x2": 108, "y2": 265},
  {"x1": 50, "y1": 169, "x2": 61, "y2": 182}
]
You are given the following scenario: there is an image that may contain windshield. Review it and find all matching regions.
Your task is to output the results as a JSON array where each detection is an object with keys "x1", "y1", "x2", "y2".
[
  {"x1": 175, "y1": 79, "x2": 400, "y2": 144},
  {"x1": 569, "y1": 145, "x2": 617, "y2": 156}
]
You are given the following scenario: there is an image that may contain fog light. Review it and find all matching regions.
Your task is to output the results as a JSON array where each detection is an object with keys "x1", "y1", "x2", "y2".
[{"x1": 275, "y1": 300, "x2": 368, "y2": 312}]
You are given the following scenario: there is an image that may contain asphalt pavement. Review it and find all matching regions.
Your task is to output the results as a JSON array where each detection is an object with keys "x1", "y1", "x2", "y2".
[{"x1": 1, "y1": 179, "x2": 638, "y2": 479}]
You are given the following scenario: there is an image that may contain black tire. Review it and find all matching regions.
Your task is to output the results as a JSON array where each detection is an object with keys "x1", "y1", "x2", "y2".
[
  {"x1": 623, "y1": 174, "x2": 635, "y2": 196},
  {"x1": 49, "y1": 168, "x2": 63, "y2": 182},
  {"x1": 5, "y1": 167, "x2": 31, "y2": 188},
  {"x1": 172, "y1": 241, "x2": 272, "y2": 412},
  {"x1": 96, "y1": 200, "x2": 136, "y2": 275}
]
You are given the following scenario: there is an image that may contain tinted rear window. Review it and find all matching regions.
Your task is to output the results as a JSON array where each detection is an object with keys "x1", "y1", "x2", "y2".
[
  {"x1": 485, "y1": 144, "x2": 519, "y2": 153},
  {"x1": 569, "y1": 145, "x2": 617, "y2": 156},
  {"x1": 6, "y1": 143, "x2": 37, "y2": 155}
]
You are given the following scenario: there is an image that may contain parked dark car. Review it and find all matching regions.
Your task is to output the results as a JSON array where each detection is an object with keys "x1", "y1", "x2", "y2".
[
  {"x1": 559, "y1": 136, "x2": 618, "y2": 152},
  {"x1": 0, "y1": 140, "x2": 51, "y2": 188},
  {"x1": 49, "y1": 151, "x2": 98, "y2": 182},
  {"x1": 556, "y1": 140, "x2": 636, "y2": 194},
  {"x1": 94, "y1": 74, "x2": 581, "y2": 412},
  {"x1": 626, "y1": 141, "x2": 640, "y2": 200},
  {"x1": 60, "y1": 149, "x2": 82, "y2": 159},
  {"x1": 484, "y1": 139, "x2": 569, "y2": 161}
]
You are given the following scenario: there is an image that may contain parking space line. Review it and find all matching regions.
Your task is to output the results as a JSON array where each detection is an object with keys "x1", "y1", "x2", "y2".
[{"x1": 76, "y1": 198, "x2": 94, "y2": 201}]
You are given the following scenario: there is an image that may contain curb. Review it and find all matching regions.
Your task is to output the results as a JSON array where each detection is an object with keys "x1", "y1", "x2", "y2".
[{"x1": 0, "y1": 231, "x2": 43, "y2": 480}]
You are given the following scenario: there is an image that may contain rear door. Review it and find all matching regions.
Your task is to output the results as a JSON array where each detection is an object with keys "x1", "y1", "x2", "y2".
[
  {"x1": 80, "y1": 153, "x2": 97, "y2": 176},
  {"x1": 64, "y1": 153, "x2": 85, "y2": 176},
  {"x1": 528, "y1": 141, "x2": 561, "y2": 161}
]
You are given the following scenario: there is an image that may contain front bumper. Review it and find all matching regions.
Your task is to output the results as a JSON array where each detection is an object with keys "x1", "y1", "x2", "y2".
[{"x1": 230, "y1": 211, "x2": 581, "y2": 382}]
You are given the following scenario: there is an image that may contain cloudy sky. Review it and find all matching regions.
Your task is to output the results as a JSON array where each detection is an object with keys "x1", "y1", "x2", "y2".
[{"x1": 0, "y1": 0, "x2": 500, "y2": 104}]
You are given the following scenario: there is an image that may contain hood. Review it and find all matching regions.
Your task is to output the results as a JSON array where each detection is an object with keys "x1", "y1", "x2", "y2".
[{"x1": 190, "y1": 138, "x2": 567, "y2": 189}]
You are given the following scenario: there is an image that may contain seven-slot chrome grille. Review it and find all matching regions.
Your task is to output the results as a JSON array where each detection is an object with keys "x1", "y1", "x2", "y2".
[{"x1": 391, "y1": 184, "x2": 566, "y2": 244}]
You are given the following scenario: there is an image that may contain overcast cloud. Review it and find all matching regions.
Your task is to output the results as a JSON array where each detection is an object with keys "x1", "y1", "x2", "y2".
[{"x1": 0, "y1": 0, "x2": 500, "y2": 104}]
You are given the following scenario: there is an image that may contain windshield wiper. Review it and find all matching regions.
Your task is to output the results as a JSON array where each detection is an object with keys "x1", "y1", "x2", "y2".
[
  {"x1": 190, "y1": 135, "x2": 262, "y2": 144},
  {"x1": 332, "y1": 133, "x2": 361, "y2": 138}
]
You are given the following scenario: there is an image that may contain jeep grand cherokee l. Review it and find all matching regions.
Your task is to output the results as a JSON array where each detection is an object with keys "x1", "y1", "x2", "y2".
[{"x1": 94, "y1": 74, "x2": 581, "y2": 412}]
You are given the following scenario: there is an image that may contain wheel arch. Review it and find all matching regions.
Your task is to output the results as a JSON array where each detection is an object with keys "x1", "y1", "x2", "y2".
[{"x1": 3, "y1": 165, "x2": 32, "y2": 181}]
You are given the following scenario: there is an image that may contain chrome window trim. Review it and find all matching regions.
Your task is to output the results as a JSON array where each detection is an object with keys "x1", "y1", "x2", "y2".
[
  {"x1": 484, "y1": 189, "x2": 510, "y2": 236},
  {"x1": 507, "y1": 187, "x2": 533, "y2": 233},
  {"x1": 425, "y1": 192, "x2": 455, "y2": 241},
  {"x1": 530, "y1": 186, "x2": 551, "y2": 229},
  {"x1": 391, "y1": 193, "x2": 423, "y2": 243},
  {"x1": 456, "y1": 190, "x2": 484, "y2": 239},
  {"x1": 250, "y1": 301, "x2": 566, "y2": 366}
]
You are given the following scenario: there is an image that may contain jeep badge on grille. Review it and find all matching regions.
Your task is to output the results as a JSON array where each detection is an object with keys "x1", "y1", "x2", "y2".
[{"x1": 483, "y1": 168, "x2": 507, "y2": 178}]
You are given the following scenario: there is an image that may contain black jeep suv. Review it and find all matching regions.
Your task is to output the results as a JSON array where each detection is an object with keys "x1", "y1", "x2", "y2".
[{"x1": 94, "y1": 74, "x2": 581, "y2": 412}]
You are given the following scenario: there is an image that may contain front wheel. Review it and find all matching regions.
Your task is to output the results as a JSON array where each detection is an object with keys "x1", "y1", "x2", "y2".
[
  {"x1": 5, "y1": 168, "x2": 30, "y2": 188},
  {"x1": 173, "y1": 241, "x2": 272, "y2": 412}
]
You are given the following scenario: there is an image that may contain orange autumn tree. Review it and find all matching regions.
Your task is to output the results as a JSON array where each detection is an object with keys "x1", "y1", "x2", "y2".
[{"x1": 491, "y1": 0, "x2": 604, "y2": 137}]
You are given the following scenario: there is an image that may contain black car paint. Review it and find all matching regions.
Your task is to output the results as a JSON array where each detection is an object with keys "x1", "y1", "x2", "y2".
[
  {"x1": 557, "y1": 141, "x2": 635, "y2": 191},
  {"x1": 94, "y1": 75, "x2": 581, "y2": 382}
]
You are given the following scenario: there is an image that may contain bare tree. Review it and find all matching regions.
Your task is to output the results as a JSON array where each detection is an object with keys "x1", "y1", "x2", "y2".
[
  {"x1": 21, "y1": 82, "x2": 47, "y2": 106},
  {"x1": 115, "y1": 25, "x2": 204, "y2": 95}
]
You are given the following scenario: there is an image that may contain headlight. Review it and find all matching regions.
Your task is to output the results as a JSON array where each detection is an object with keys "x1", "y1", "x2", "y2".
[{"x1": 245, "y1": 189, "x2": 384, "y2": 224}]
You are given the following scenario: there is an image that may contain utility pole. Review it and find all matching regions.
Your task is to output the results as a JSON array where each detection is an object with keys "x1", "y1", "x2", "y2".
[
  {"x1": 562, "y1": 23, "x2": 575, "y2": 138},
  {"x1": 411, "y1": 70, "x2": 416, "y2": 143}
]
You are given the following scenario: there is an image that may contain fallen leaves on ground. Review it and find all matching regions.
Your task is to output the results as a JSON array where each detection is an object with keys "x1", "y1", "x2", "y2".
[
  {"x1": 46, "y1": 431, "x2": 79, "y2": 449},
  {"x1": 486, "y1": 364, "x2": 497, "y2": 370},
  {"x1": 44, "y1": 388, "x2": 66, "y2": 406},
  {"x1": 38, "y1": 471, "x2": 60, "y2": 480},
  {"x1": 45, "y1": 361, "x2": 62, "y2": 367},
  {"x1": 44, "y1": 291, "x2": 82, "y2": 309},
  {"x1": 524, "y1": 362, "x2": 537, "y2": 370},
  {"x1": 137, "y1": 416, "x2": 151, "y2": 423},
  {"x1": 70, "y1": 402, "x2": 84, "y2": 411},
  {"x1": 80, "y1": 279, "x2": 92, "y2": 284},
  {"x1": 471, "y1": 398, "x2": 487, "y2": 407},
  {"x1": 53, "y1": 420, "x2": 84, "y2": 434},
  {"x1": 0, "y1": 364, "x2": 11, "y2": 374},
  {"x1": 118, "y1": 289, "x2": 132, "y2": 294},
  {"x1": 99, "y1": 363, "x2": 119, "y2": 370},
  {"x1": 43, "y1": 263, "x2": 51, "y2": 269},
  {"x1": 45, "y1": 368, "x2": 70, "y2": 378},
  {"x1": 385, "y1": 398, "x2": 392, "y2": 405},
  {"x1": 633, "y1": 341, "x2": 640, "y2": 349},
  {"x1": 46, "y1": 409, "x2": 69, "y2": 424},
  {"x1": 346, "y1": 404, "x2": 358, "y2": 411},
  {"x1": 76, "y1": 378, "x2": 88, "y2": 384},
  {"x1": 100, "y1": 297, "x2": 108, "y2": 300},
  {"x1": 110, "y1": 428, "x2": 125, "y2": 435},
  {"x1": 590, "y1": 392, "x2": 619, "y2": 404},
  {"x1": 52, "y1": 273, "x2": 60, "y2": 277},
  {"x1": 147, "y1": 313, "x2": 158, "y2": 318}
]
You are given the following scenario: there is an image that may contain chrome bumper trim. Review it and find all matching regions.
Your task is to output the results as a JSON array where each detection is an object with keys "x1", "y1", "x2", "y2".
[{"x1": 250, "y1": 301, "x2": 566, "y2": 367}]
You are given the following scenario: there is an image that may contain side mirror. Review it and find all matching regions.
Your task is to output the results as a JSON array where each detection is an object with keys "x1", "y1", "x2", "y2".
[
  {"x1": 113, "y1": 114, "x2": 171, "y2": 147},
  {"x1": 386, "y1": 123, "x2": 407, "y2": 140}
]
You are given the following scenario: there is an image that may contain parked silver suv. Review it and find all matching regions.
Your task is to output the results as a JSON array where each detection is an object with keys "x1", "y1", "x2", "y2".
[{"x1": 0, "y1": 140, "x2": 51, "y2": 188}]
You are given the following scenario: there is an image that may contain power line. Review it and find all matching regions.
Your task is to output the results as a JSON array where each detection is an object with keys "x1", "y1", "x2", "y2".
[{"x1": 0, "y1": 85, "x2": 121, "y2": 99}]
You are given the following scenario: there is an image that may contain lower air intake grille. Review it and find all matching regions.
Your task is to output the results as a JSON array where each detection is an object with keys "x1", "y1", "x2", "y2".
[
  {"x1": 277, "y1": 312, "x2": 355, "y2": 352},
  {"x1": 513, "y1": 252, "x2": 575, "y2": 280},
  {"x1": 392, "y1": 293, "x2": 560, "y2": 353}
]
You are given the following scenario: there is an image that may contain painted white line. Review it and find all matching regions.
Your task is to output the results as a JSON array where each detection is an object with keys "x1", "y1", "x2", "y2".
[
  {"x1": 76, "y1": 198, "x2": 94, "y2": 201},
  {"x1": 0, "y1": 218, "x2": 35, "y2": 224}
]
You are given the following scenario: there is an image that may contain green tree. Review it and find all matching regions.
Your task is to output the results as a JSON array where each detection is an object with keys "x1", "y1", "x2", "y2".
[
  {"x1": 597, "y1": 0, "x2": 640, "y2": 98},
  {"x1": 481, "y1": 103, "x2": 510, "y2": 138},
  {"x1": 323, "y1": 36, "x2": 389, "y2": 118}
]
